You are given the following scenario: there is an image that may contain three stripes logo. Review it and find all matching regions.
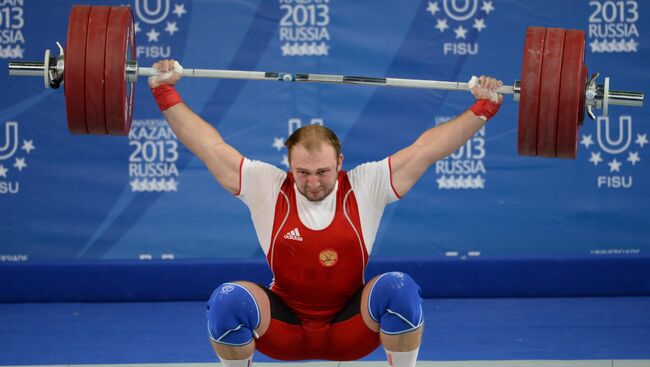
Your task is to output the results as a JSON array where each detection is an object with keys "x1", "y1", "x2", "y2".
[{"x1": 283, "y1": 228, "x2": 304, "y2": 242}]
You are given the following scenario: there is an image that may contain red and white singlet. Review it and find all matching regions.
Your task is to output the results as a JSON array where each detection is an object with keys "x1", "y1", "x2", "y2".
[{"x1": 236, "y1": 157, "x2": 400, "y2": 323}]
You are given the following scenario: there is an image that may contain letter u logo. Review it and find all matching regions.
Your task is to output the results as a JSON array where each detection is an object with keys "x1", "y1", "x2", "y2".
[
  {"x1": 443, "y1": 0, "x2": 478, "y2": 21},
  {"x1": 288, "y1": 118, "x2": 302, "y2": 136},
  {"x1": 0, "y1": 121, "x2": 18, "y2": 161},
  {"x1": 597, "y1": 116, "x2": 632, "y2": 154},
  {"x1": 135, "y1": 0, "x2": 171, "y2": 25}
]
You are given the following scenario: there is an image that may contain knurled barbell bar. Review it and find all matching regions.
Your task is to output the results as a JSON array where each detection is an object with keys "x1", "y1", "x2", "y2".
[{"x1": 7, "y1": 5, "x2": 644, "y2": 159}]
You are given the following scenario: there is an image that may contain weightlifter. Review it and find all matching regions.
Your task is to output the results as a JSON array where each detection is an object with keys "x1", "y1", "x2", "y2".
[{"x1": 148, "y1": 59, "x2": 502, "y2": 367}]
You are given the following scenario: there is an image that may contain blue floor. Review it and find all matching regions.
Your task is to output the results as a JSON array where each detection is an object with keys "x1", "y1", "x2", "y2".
[{"x1": 1, "y1": 297, "x2": 649, "y2": 365}]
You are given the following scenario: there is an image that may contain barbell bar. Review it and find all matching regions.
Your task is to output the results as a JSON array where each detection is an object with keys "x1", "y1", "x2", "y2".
[
  {"x1": 6, "y1": 5, "x2": 645, "y2": 159},
  {"x1": 9, "y1": 60, "x2": 643, "y2": 108}
]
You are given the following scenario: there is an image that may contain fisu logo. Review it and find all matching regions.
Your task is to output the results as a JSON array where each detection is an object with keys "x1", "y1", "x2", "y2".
[
  {"x1": 0, "y1": 121, "x2": 36, "y2": 195},
  {"x1": 426, "y1": 0, "x2": 495, "y2": 55},
  {"x1": 133, "y1": 0, "x2": 188, "y2": 59},
  {"x1": 580, "y1": 116, "x2": 646, "y2": 189}
]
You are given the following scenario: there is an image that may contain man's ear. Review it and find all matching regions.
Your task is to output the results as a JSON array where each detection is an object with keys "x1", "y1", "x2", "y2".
[{"x1": 337, "y1": 153, "x2": 344, "y2": 171}]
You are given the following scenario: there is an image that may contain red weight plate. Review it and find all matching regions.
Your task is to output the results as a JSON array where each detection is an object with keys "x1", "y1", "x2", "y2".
[
  {"x1": 64, "y1": 6, "x2": 91, "y2": 134},
  {"x1": 85, "y1": 6, "x2": 111, "y2": 135},
  {"x1": 536, "y1": 28, "x2": 565, "y2": 158},
  {"x1": 578, "y1": 64, "x2": 587, "y2": 126},
  {"x1": 556, "y1": 30, "x2": 586, "y2": 159},
  {"x1": 105, "y1": 6, "x2": 136, "y2": 136},
  {"x1": 518, "y1": 27, "x2": 546, "y2": 156}
]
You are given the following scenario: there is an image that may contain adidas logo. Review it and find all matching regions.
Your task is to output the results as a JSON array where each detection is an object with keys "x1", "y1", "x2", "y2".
[{"x1": 283, "y1": 228, "x2": 303, "y2": 242}]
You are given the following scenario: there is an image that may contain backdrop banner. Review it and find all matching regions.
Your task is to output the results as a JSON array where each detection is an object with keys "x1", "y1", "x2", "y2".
[{"x1": 1, "y1": 0, "x2": 648, "y2": 267}]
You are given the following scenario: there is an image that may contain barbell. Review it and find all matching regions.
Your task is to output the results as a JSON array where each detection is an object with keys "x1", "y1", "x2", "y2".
[{"x1": 7, "y1": 5, "x2": 645, "y2": 159}]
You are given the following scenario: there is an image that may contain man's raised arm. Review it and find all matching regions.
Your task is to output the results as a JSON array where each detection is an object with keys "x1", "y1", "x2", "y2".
[
  {"x1": 390, "y1": 76, "x2": 503, "y2": 197},
  {"x1": 149, "y1": 60, "x2": 242, "y2": 195}
]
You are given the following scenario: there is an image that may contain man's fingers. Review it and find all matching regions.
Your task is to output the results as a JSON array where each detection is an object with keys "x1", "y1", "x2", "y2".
[
  {"x1": 468, "y1": 75, "x2": 502, "y2": 103},
  {"x1": 479, "y1": 76, "x2": 501, "y2": 91},
  {"x1": 148, "y1": 59, "x2": 181, "y2": 88}
]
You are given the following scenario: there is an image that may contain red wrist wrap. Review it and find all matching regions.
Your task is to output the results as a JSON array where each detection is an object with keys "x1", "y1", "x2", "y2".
[
  {"x1": 151, "y1": 84, "x2": 183, "y2": 111},
  {"x1": 469, "y1": 99, "x2": 501, "y2": 121}
]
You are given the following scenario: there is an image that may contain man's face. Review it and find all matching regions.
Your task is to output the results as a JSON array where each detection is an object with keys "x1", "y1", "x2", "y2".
[{"x1": 289, "y1": 144, "x2": 343, "y2": 202}]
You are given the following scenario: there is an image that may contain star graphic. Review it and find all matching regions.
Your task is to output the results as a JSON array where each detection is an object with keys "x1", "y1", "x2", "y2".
[
  {"x1": 437, "y1": 176, "x2": 447, "y2": 189},
  {"x1": 454, "y1": 25, "x2": 468, "y2": 39},
  {"x1": 452, "y1": 177, "x2": 460, "y2": 188},
  {"x1": 151, "y1": 179, "x2": 161, "y2": 191},
  {"x1": 473, "y1": 18, "x2": 486, "y2": 32},
  {"x1": 281, "y1": 43, "x2": 292, "y2": 56},
  {"x1": 445, "y1": 177, "x2": 454, "y2": 189},
  {"x1": 608, "y1": 39, "x2": 619, "y2": 52},
  {"x1": 627, "y1": 151, "x2": 640, "y2": 166},
  {"x1": 589, "y1": 151, "x2": 603, "y2": 166},
  {"x1": 637, "y1": 134, "x2": 648, "y2": 148},
  {"x1": 173, "y1": 4, "x2": 187, "y2": 17},
  {"x1": 0, "y1": 165, "x2": 7, "y2": 178},
  {"x1": 21, "y1": 140, "x2": 35, "y2": 154},
  {"x1": 608, "y1": 158, "x2": 622, "y2": 173},
  {"x1": 158, "y1": 179, "x2": 168, "y2": 191},
  {"x1": 481, "y1": 0, "x2": 495, "y2": 14},
  {"x1": 435, "y1": 18, "x2": 449, "y2": 33},
  {"x1": 167, "y1": 178, "x2": 179, "y2": 191},
  {"x1": 13, "y1": 157, "x2": 27, "y2": 171},
  {"x1": 462, "y1": 176, "x2": 475, "y2": 189},
  {"x1": 617, "y1": 39, "x2": 628, "y2": 51},
  {"x1": 13, "y1": 45, "x2": 24, "y2": 58},
  {"x1": 590, "y1": 39, "x2": 600, "y2": 52},
  {"x1": 281, "y1": 154, "x2": 289, "y2": 168},
  {"x1": 130, "y1": 180, "x2": 140, "y2": 192},
  {"x1": 317, "y1": 42, "x2": 330, "y2": 55},
  {"x1": 426, "y1": 1, "x2": 440, "y2": 16},
  {"x1": 142, "y1": 179, "x2": 153, "y2": 191},
  {"x1": 599, "y1": 40, "x2": 609, "y2": 52},
  {"x1": 135, "y1": 22, "x2": 141, "y2": 33},
  {"x1": 580, "y1": 134, "x2": 594, "y2": 149},
  {"x1": 147, "y1": 28, "x2": 160, "y2": 42},
  {"x1": 165, "y1": 21, "x2": 179, "y2": 36},
  {"x1": 272, "y1": 137, "x2": 285, "y2": 151},
  {"x1": 626, "y1": 39, "x2": 639, "y2": 52},
  {"x1": 473, "y1": 175, "x2": 485, "y2": 189}
]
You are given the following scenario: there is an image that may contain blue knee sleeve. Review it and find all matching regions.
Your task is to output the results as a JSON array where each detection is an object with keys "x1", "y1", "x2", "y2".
[
  {"x1": 206, "y1": 283, "x2": 260, "y2": 346},
  {"x1": 368, "y1": 272, "x2": 423, "y2": 335}
]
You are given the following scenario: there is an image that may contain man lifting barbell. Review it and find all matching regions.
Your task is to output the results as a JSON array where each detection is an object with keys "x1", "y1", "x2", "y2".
[
  {"x1": 5, "y1": 5, "x2": 646, "y2": 367},
  {"x1": 148, "y1": 59, "x2": 502, "y2": 367}
]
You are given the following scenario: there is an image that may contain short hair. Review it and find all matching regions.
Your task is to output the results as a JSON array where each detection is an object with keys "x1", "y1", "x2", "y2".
[{"x1": 285, "y1": 124, "x2": 342, "y2": 160}]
